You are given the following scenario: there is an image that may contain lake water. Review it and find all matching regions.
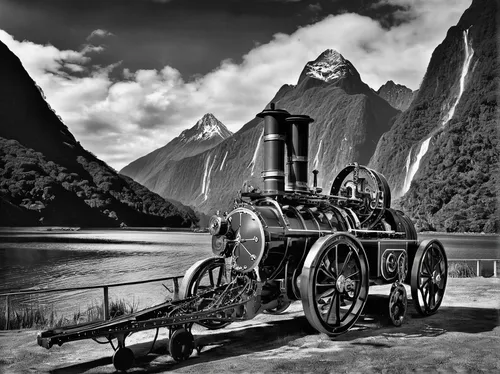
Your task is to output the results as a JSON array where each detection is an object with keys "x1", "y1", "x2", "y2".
[{"x1": 0, "y1": 228, "x2": 498, "y2": 318}]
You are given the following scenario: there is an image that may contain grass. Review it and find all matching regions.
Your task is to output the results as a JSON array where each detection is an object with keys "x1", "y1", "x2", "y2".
[
  {"x1": 0, "y1": 297, "x2": 140, "y2": 331},
  {"x1": 448, "y1": 262, "x2": 477, "y2": 278}
]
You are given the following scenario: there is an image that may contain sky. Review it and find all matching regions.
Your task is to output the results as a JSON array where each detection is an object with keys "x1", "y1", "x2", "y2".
[{"x1": 0, "y1": 0, "x2": 471, "y2": 171}]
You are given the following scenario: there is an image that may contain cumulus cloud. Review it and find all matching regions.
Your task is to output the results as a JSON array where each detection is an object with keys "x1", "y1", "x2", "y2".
[
  {"x1": 0, "y1": 0, "x2": 470, "y2": 170},
  {"x1": 86, "y1": 29, "x2": 114, "y2": 41}
]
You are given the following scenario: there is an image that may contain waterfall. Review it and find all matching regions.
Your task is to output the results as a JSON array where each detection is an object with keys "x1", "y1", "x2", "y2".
[
  {"x1": 204, "y1": 155, "x2": 217, "y2": 201},
  {"x1": 313, "y1": 139, "x2": 323, "y2": 170},
  {"x1": 441, "y1": 28, "x2": 474, "y2": 127},
  {"x1": 402, "y1": 137, "x2": 430, "y2": 194},
  {"x1": 249, "y1": 129, "x2": 264, "y2": 176},
  {"x1": 200, "y1": 154, "x2": 211, "y2": 198},
  {"x1": 402, "y1": 28, "x2": 473, "y2": 195},
  {"x1": 219, "y1": 151, "x2": 228, "y2": 171}
]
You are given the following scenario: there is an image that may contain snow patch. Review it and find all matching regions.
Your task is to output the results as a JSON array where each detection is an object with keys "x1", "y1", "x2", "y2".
[{"x1": 305, "y1": 49, "x2": 356, "y2": 82}]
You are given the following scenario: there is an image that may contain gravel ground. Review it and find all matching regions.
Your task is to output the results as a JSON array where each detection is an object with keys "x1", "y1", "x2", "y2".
[{"x1": 1, "y1": 277, "x2": 499, "y2": 374}]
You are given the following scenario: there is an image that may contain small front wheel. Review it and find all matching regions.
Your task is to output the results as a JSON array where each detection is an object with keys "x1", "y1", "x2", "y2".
[
  {"x1": 112, "y1": 347, "x2": 134, "y2": 371},
  {"x1": 169, "y1": 328, "x2": 194, "y2": 362},
  {"x1": 388, "y1": 283, "x2": 407, "y2": 326}
]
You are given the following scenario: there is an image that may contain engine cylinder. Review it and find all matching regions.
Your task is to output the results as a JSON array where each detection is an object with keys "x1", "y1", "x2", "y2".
[
  {"x1": 256, "y1": 103, "x2": 290, "y2": 195},
  {"x1": 285, "y1": 115, "x2": 314, "y2": 192}
]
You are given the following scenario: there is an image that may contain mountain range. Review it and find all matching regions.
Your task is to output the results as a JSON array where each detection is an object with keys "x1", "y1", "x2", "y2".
[
  {"x1": 121, "y1": 48, "x2": 400, "y2": 217},
  {"x1": 1, "y1": 0, "x2": 496, "y2": 232},
  {"x1": 121, "y1": 0, "x2": 497, "y2": 233},
  {"x1": 369, "y1": 0, "x2": 498, "y2": 232},
  {"x1": 0, "y1": 41, "x2": 197, "y2": 227}
]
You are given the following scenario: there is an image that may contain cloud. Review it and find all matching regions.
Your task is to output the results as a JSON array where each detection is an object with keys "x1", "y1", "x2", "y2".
[
  {"x1": 308, "y1": 3, "x2": 322, "y2": 13},
  {"x1": 0, "y1": 0, "x2": 470, "y2": 171},
  {"x1": 86, "y1": 29, "x2": 114, "y2": 41}
]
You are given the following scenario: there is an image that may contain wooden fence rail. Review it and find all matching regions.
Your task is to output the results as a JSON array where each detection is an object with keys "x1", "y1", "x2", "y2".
[
  {"x1": 448, "y1": 258, "x2": 498, "y2": 278},
  {"x1": 1, "y1": 275, "x2": 184, "y2": 330}
]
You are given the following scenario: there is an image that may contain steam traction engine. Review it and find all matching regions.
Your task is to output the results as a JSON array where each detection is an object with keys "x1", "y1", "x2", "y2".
[
  {"x1": 37, "y1": 104, "x2": 448, "y2": 371},
  {"x1": 182, "y1": 104, "x2": 448, "y2": 337}
]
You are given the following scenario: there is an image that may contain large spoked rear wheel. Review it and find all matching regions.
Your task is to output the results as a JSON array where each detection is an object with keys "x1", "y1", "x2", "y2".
[
  {"x1": 411, "y1": 239, "x2": 448, "y2": 316},
  {"x1": 300, "y1": 233, "x2": 369, "y2": 336},
  {"x1": 179, "y1": 257, "x2": 231, "y2": 329}
]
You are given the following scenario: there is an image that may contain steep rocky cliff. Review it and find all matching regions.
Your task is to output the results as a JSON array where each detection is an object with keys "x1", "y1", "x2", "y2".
[
  {"x1": 369, "y1": 0, "x2": 498, "y2": 232},
  {"x1": 0, "y1": 41, "x2": 197, "y2": 227}
]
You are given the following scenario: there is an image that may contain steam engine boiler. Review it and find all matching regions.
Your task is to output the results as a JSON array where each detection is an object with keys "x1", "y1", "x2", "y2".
[{"x1": 180, "y1": 103, "x2": 448, "y2": 336}]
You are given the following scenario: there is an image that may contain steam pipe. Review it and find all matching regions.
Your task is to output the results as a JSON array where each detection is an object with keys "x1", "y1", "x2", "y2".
[
  {"x1": 285, "y1": 115, "x2": 314, "y2": 192},
  {"x1": 256, "y1": 103, "x2": 290, "y2": 196}
]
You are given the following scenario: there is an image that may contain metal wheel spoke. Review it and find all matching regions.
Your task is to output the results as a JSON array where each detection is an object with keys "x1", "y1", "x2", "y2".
[
  {"x1": 421, "y1": 287, "x2": 429, "y2": 309},
  {"x1": 208, "y1": 268, "x2": 215, "y2": 287},
  {"x1": 339, "y1": 249, "x2": 353, "y2": 276},
  {"x1": 317, "y1": 282, "x2": 337, "y2": 287},
  {"x1": 334, "y1": 245, "x2": 339, "y2": 275},
  {"x1": 320, "y1": 257, "x2": 336, "y2": 280},
  {"x1": 429, "y1": 284, "x2": 436, "y2": 309},
  {"x1": 345, "y1": 270, "x2": 360, "y2": 280},
  {"x1": 216, "y1": 266, "x2": 224, "y2": 286},
  {"x1": 325, "y1": 291, "x2": 340, "y2": 326},
  {"x1": 317, "y1": 288, "x2": 335, "y2": 300},
  {"x1": 420, "y1": 277, "x2": 431, "y2": 289}
]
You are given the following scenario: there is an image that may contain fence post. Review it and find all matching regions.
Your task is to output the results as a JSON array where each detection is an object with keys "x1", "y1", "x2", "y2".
[
  {"x1": 4, "y1": 296, "x2": 9, "y2": 330},
  {"x1": 173, "y1": 278, "x2": 179, "y2": 301},
  {"x1": 476, "y1": 260, "x2": 480, "y2": 277},
  {"x1": 103, "y1": 287, "x2": 109, "y2": 320}
]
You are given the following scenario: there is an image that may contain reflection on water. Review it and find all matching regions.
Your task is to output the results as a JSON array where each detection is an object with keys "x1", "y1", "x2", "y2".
[{"x1": 0, "y1": 229, "x2": 212, "y2": 315}]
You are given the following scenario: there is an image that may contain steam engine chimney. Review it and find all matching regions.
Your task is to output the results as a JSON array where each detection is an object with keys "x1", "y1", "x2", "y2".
[
  {"x1": 285, "y1": 115, "x2": 314, "y2": 192},
  {"x1": 256, "y1": 103, "x2": 290, "y2": 196}
]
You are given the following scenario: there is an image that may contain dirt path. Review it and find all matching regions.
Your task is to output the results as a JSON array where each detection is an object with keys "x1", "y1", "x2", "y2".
[{"x1": 1, "y1": 278, "x2": 499, "y2": 373}]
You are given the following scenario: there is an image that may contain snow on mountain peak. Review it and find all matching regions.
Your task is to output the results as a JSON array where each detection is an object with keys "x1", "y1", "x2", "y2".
[
  {"x1": 179, "y1": 113, "x2": 232, "y2": 143},
  {"x1": 305, "y1": 49, "x2": 358, "y2": 82}
]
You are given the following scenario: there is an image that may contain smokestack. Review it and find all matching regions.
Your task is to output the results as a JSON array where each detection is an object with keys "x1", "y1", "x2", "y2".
[
  {"x1": 256, "y1": 103, "x2": 290, "y2": 196},
  {"x1": 285, "y1": 115, "x2": 314, "y2": 192}
]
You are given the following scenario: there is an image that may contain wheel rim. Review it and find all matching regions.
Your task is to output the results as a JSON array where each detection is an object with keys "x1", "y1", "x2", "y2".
[
  {"x1": 301, "y1": 234, "x2": 369, "y2": 335},
  {"x1": 179, "y1": 257, "x2": 231, "y2": 329},
  {"x1": 411, "y1": 240, "x2": 447, "y2": 316},
  {"x1": 388, "y1": 283, "x2": 407, "y2": 327},
  {"x1": 169, "y1": 328, "x2": 193, "y2": 362}
]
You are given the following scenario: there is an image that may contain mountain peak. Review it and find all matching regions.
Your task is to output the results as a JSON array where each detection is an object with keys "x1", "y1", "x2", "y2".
[
  {"x1": 180, "y1": 113, "x2": 232, "y2": 143},
  {"x1": 377, "y1": 80, "x2": 415, "y2": 111},
  {"x1": 304, "y1": 49, "x2": 359, "y2": 83}
]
